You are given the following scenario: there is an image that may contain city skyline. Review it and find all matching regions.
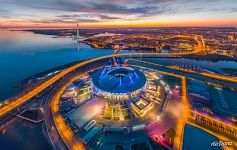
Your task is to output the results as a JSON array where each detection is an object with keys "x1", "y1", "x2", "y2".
[{"x1": 0, "y1": 0, "x2": 237, "y2": 29}]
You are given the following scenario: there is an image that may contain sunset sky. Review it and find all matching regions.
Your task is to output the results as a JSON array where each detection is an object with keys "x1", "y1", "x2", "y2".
[{"x1": 0, "y1": 0, "x2": 237, "y2": 29}]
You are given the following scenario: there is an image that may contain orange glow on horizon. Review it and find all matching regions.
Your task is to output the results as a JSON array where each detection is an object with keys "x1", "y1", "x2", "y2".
[{"x1": 0, "y1": 18, "x2": 237, "y2": 29}]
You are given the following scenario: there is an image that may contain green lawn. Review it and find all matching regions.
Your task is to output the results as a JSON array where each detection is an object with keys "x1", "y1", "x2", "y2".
[
  {"x1": 113, "y1": 107, "x2": 120, "y2": 121},
  {"x1": 122, "y1": 109, "x2": 131, "y2": 120},
  {"x1": 103, "y1": 105, "x2": 113, "y2": 120}
]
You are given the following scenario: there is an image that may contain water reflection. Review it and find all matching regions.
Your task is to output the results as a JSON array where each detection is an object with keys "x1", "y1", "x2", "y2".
[
  {"x1": 0, "y1": 30, "x2": 236, "y2": 101},
  {"x1": 0, "y1": 30, "x2": 113, "y2": 101},
  {"x1": 0, "y1": 121, "x2": 52, "y2": 150}
]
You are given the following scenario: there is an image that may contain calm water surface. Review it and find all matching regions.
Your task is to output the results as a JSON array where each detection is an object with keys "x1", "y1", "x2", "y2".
[
  {"x1": 183, "y1": 125, "x2": 221, "y2": 150},
  {"x1": 0, "y1": 30, "x2": 114, "y2": 101},
  {"x1": 0, "y1": 122, "x2": 52, "y2": 150},
  {"x1": 0, "y1": 30, "x2": 114, "y2": 150}
]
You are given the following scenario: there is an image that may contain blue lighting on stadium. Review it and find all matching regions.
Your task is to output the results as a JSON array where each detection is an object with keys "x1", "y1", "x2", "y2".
[
  {"x1": 134, "y1": 71, "x2": 139, "y2": 78},
  {"x1": 90, "y1": 66, "x2": 146, "y2": 95},
  {"x1": 100, "y1": 67, "x2": 107, "y2": 78},
  {"x1": 129, "y1": 73, "x2": 134, "y2": 84}
]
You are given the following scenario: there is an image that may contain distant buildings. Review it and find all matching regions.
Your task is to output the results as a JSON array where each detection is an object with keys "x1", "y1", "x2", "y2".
[{"x1": 57, "y1": 27, "x2": 237, "y2": 57}]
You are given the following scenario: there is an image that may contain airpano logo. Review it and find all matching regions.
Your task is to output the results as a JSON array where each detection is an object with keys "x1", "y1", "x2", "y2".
[{"x1": 210, "y1": 141, "x2": 232, "y2": 147}]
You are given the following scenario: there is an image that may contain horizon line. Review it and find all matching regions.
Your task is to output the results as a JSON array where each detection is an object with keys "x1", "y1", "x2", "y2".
[{"x1": 2, "y1": 26, "x2": 237, "y2": 30}]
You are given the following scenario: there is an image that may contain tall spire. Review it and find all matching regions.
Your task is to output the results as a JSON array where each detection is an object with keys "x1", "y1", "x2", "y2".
[
  {"x1": 76, "y1": 19, "x2": 80, "y2": 51},
  {"x1": 76, "y1": 19, "x2": 79, "y2": 39}
]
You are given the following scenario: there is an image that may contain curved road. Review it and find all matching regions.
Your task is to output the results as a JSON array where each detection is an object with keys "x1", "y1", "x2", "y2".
[
  {"x1": 0, "y1": 51, "x2": 203, "y2": 118},
  {"x1": 2, "y1": 43, "x2": 237, "y2": 150}
]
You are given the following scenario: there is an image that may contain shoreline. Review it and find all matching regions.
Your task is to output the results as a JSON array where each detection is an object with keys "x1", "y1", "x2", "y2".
[{"x1": 14, "y1": 60, "x2": 87, "y2": 89}]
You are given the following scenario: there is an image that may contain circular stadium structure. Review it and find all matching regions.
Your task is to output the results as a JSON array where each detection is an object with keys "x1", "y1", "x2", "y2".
[{"x1": 90, "y1": 66, "x2": 147, "y2": 101}]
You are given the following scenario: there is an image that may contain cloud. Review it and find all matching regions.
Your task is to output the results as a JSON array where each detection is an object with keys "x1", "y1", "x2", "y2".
[
  {"x1": 0, "y1": 8, "x2": 11, "y2": 18},
  {"x1": 1, "y1": 0, "x2": 237, "y2": 28},
  {"x1": 4, "y1": 0, "x2": 176, "y2": 17},
  {"x1": 57, "y1": 14, "x2": 122, "y2": 20},
  {"x1": 56, "y1": 13, "x2": 141, "y2": 23},
  {"x1": 230, "y1": 8, "x2": 237, "y2": 12},
  {"x1": 24, "y1": 13, "x2": 126, "y2": 24},
  {"x1": 27, "y1": 18, "x2": 99, "y2": 24}
]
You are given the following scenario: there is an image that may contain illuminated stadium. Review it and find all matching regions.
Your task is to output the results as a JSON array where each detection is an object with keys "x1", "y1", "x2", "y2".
[
  {"x1": 59, "y1": 56, "x2": 176, "y2": 149},
  {"x1": 90, "y1": 66, "x2": 147, "y2": 101}
]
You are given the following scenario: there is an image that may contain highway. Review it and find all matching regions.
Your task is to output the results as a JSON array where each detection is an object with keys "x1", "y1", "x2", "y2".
[
  {"x1": 51, "y1": 75, "x2": 86, "y2": 150},
  {"x1": 0, "y1": 49, "x2": 207, "y2": 118},
  {"x1": 2, "y1": 38, "x2": 237, "y2": 150},
  {"x1": 173, "y1": 77, "x2": 189, "y2": 150},
  {"x1": 127, "y1": 58, "x2": 237, "y2": 88}
]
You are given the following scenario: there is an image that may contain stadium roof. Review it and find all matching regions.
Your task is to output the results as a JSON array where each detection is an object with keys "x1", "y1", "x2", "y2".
[{"x1": 90, "y1": 66, "x2": 146, "y2": 94}]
